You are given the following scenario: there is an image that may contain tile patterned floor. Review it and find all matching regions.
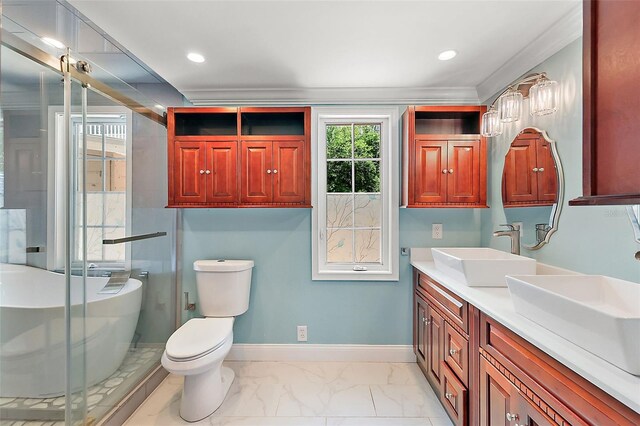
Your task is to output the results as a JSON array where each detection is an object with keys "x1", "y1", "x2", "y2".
[
  {"x1": 0, "y1": 346, "x2": 163, "y2": 425},
  {"x1": 124, "y1": 362, "x2": 454, "y2": 426}
]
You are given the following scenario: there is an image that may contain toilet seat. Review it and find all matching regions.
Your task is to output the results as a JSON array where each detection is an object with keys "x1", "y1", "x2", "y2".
[{"x1": 165, "y1": 317, "x2": 233, "y2": 362}]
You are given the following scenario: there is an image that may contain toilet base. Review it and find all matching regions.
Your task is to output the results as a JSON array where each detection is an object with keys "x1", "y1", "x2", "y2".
[{"x1": 179, "y1": 365, "x2": 235, "y2": 422}]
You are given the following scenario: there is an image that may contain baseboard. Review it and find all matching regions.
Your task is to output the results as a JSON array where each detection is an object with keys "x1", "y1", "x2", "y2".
[{"x1": 227, "y1": 344, "x2": 415, "y2": 363}]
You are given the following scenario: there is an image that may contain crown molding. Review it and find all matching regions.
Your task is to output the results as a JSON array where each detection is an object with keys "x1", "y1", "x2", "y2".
[
  {"x1": 185, "y1": 86, "x2": 479, "y2": 106},
  {"x1": 476, "y1": 3, "x2": 582, "y2": 103}
]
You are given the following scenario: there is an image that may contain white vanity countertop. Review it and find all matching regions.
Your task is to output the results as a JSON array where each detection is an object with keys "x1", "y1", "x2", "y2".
[{"x1": 410, "y1": 249, "x2": 640, "y2": 413}]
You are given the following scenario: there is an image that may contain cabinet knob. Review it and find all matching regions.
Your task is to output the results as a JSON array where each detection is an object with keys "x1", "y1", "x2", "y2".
[
  {"x1": 273, "y1": 169, "x2": 278, "y2": 174},
  {"x1": 442, "y1": 169, "x2": 448, "y2": 174},
  {"x1": 448, "y1": 169, "x2": 454, "y2": 174},
  {"x1": 445, "y1": 392, "x2": 454, "y2": 400},
  {"x1": 205, "y1": 170, "x2": 211, "y2": 174},
  {"x1": 533, "y1": 167, "x2": 539, "y2": 172},
  {"x1": 506, "y1": 413, "x2": 519, "y2": 421},
  {"x1": 266, "y1": 169, "x2": 271, "y2": 174},
  {"x1": 538, "y1": 167, "x2": 544, "y2": 172},
  {"x1": 199, "y1": 170, "x2": 205, "y2": 174},
  {"x1": 449, "y1": 348, "x2": 458, "y2": 356}
]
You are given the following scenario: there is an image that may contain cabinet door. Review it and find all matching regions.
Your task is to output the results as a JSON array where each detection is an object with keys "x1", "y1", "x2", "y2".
[
  {"x1": 241, "y1": 141, "x2": 272, "y2": 204},
  {"x1": 174, "y1": 141, "x2": 207, "y2": 204},
  {"x1": 447, "y1": 140, "x2": 480, "y2": 204},
  {"x1": 272, "y1": 140, "x2": 305, "y2": 203},
  {"x1": 415, "y1": 296, "x2": 429, "y2": 371},
  {"x1": 535, "y1": 138, "x2": 558, "y2": 203},
  {"x1": 503, "y1": 138, "x2": 537, "y2": 204},
  {"x1": 427, "y1": 305, "x2": 444, "y2": 390},
  {"x1": 480, "y1": 357, "x2": 517, "y2": 426},
  {"x1": 414, "y1": 140, "x2": 448, "y2": 203},
  {"x1": 206, "y1": 141, "x2": 237, "y2": 204},
  {"x1": 514, "y1": 390, "x2": 556, "y2": 426}
]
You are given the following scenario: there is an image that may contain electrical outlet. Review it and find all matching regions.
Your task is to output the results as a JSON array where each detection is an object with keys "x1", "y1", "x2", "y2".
[
  {"x1": 297, "y1": 325, "x2": 308, "y2": 342},
  {"x1": 432, "y1": 223, "x2": 443, "y2": 240}
]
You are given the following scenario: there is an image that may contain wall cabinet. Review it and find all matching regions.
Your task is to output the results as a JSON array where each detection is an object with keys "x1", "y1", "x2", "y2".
[
  {"x1": 241, "y1": 140, "x2": 305, "y2": 205},
  {"x1": 173, "y1": 141, "x2": 237, "y2": 204},
  {"x1": 502, "y1": 131, "x2": 557, "y2": 207},
  {"x1": 570, "y1": 0, "x2": 640, "y2": 205},
  {"x1": 413, "y1": 269, "x2": 640, "y2": 426},
  {"x1": 403, "y1": 106, "x2": 488, "y2": 208},
  {"x1": 167, "y1": 107, "x2": 310, "y2": 208}
]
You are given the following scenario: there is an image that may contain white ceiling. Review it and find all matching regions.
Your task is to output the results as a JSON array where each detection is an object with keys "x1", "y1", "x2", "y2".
[{"x1": 68, "y1": 0, "x2": 581, "y2": 104}]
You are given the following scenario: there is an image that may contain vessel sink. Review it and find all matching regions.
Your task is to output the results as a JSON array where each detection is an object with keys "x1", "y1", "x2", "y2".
[
  {"x1": 506, "y1": 275, "x2": 640, "y2": 375},
  {"x1": 431, "y1": 247, "x2": 536, "y2": 287}
]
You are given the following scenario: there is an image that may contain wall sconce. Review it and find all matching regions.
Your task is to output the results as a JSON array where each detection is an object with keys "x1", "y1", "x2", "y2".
[{"x1": 481, "y1": 72, "x2": 560, "y2": 137}]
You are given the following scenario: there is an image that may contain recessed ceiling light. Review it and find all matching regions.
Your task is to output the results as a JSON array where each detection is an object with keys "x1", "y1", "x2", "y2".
[
  {"x1": 438, "y1": 50, "x2": 457, "y2": 61},
  {"x1": 42, "y1": 37, "x2": 65, "y2": 49},
  {"x1": 187, "y1": 52, "x2": 205, "y2": 63},
  {"x1": 155, "y1": 104, "x2": 165, "y2": 110}
]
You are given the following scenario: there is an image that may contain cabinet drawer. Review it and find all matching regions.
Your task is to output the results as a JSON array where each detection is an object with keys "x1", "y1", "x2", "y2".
[
  {"x1": 441, "y1": 362, "x2": 467, "y2": 426},
  {"x1": 417, "y1": 272, "x2": 468, "y2": 333},
  {"x1": 444, "y1": 321, "x2": 468, "y2": 387}
]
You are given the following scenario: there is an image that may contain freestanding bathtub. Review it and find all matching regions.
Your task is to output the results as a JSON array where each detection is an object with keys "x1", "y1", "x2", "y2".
[{"x1": 0, "y1": 263, "x2": 142, "y2": 397}]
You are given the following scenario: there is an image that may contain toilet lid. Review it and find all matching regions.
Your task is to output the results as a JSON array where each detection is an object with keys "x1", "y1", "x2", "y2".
[{"x1": 166, "y1": 317, "x2": 233, "y2": 361}]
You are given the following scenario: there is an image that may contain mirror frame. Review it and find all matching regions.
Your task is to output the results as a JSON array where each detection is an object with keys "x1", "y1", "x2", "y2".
[
  {"x1": 503, "y1": 127, "x2": 565, "y2": 250},
  {"x1": 627, "y1": 205, "x2": 640, "y2": 243}
]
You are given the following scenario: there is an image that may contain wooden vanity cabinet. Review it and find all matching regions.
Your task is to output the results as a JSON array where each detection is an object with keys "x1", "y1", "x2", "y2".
[
  {"x1": 413, "y1": 268, "x2": 640, "y2": 426},
  {"x1": 167, "y1": 107, "x2": 310, "y2": 208},
  {"x1": 403, "y1": 106, "x2": 488, "y2": 208},
  {"x1": 414, "y1": 270, "x2": 471, "y2": 425}
]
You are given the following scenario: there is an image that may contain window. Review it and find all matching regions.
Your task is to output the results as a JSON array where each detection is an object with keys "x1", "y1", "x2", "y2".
[
  {"x1": 312, "y1": 108, "x2": 399, "y2": 281},
  {"x1": 48, "y1": 107, "x2": 132, "y2": 270}
]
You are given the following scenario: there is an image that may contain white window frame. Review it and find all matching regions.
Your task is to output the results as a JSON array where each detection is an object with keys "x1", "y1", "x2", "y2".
[
  {"x1": 47, "y1": 106, "x2": 133, "y2": 271},
  {"x1": 312, "y1": 107, "x2": 399, "y2": 281}
]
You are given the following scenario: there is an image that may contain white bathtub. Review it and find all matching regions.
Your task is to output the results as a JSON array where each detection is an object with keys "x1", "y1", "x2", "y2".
[{"x1": 0, "y1": 263, "x2": 142, "y2": 397}]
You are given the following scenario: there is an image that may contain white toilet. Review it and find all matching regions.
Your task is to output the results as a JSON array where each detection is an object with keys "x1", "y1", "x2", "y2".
[{"x1": 161, "y1": 259, "x2": 254, "y2": 422}]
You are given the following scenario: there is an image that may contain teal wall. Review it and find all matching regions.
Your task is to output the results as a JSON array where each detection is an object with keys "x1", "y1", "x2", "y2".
[
  {"x1": 182, "y1": 208, "x2": 481, "y2": 344},
  {"x1": 481, "y1": 38, "x2": 640, "y2": 283},
  {"x1": 181, "y1": 38, "x2": 639, "y2": 346}
]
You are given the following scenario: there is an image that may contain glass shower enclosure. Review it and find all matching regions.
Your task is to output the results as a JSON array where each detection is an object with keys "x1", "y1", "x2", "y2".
[{"x1": 0, "y1": 9, "x2": 177, "y2": 425}]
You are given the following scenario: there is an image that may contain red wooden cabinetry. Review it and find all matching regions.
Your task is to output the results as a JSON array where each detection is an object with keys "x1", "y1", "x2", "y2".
[
  {"x1": 172, "y1": 140, "x2": 238, "y2": 205},
  {"x1": 167, "y1": 107, "x2": 310, "y2": 208},
  {"x1": 571, "y1": 0, "x2": 640, "y2": 205},
  {"x1": 241, "y1": 140, "x2": 305, "y2": 205},
  {"x1": 403, "y1": 106, "x2": 487, "y2": 208},
  {"x1": 502, "y1": 130, "x2": 558, "y2": 207}
]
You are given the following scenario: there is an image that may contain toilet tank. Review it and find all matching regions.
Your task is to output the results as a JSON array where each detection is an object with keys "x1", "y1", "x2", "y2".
[{"x1": 193, "y1": 260, "x2": 254, "y2": 317}]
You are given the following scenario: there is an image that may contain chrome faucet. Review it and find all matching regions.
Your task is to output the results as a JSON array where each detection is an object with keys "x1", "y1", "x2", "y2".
[{"x1": 493, "y1": 224, "x2": 521, "y2": 255}]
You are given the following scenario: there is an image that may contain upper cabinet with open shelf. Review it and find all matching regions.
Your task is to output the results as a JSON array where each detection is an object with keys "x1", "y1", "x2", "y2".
[
  {"x1": 402, "y1": 106, "x2": 488, "y2": 208},
  {"x1": 167, "y1": 107, "x2": 311, "y2": 208}
]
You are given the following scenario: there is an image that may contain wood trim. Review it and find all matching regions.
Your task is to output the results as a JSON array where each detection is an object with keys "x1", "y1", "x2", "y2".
[
  {"x1": 468, "y1": 305, "x2": 481, "y2": 426},
  {"x1": 414, "y1": 105, "x2": 485, "y2": 113},
  {"x1": 169, "y1": 106, "x2": 238, "y2": 114},
  {"x1": 582, "y1": 0, "x2": 596, "y2": 198},
  {"x1": 569, "y1": 194, "x2": 640, "y2": 206},
  {"x1": 480, "y1": 313, "x2": 640, "y2": 426},
  {"x1": 406, "y1": 203, "x2": 489, "y2": 208}
]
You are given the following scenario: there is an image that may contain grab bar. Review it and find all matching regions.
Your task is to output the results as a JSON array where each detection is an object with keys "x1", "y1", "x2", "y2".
[{"x1": 103, "y1": 231, "x2": 167, "y2": 245}]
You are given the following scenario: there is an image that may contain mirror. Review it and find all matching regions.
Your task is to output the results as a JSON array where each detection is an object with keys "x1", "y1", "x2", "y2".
[
  {"x1": 627, "y1": 205, "x2": 640, "y2": 243},
  {"x1": 501, "y1": 128, "x2": 564, "y2": 250}
]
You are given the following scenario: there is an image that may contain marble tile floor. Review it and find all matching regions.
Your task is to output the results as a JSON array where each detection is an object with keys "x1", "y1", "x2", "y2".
[
  {"x1": 124, "y1": 361, "x2": 454, "y2": 426},
  {"x1": 0, "y1": 346, "x2": 164, "y2": 426}
]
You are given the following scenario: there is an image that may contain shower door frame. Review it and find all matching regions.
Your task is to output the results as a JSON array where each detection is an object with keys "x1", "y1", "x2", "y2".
[{"x1": 1, "y1": 27, "x2": 175, "y2": 426}]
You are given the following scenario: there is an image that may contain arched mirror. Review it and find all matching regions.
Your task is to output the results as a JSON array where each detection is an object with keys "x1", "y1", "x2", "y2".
[{"x1": 502, "y1": 128, "x2": 564, "y2": 249}]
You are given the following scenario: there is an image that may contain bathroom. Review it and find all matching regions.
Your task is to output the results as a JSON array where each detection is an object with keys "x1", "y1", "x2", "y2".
[{"x1": 0, "y1": 0, "x2": 638, "y2": 425}]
